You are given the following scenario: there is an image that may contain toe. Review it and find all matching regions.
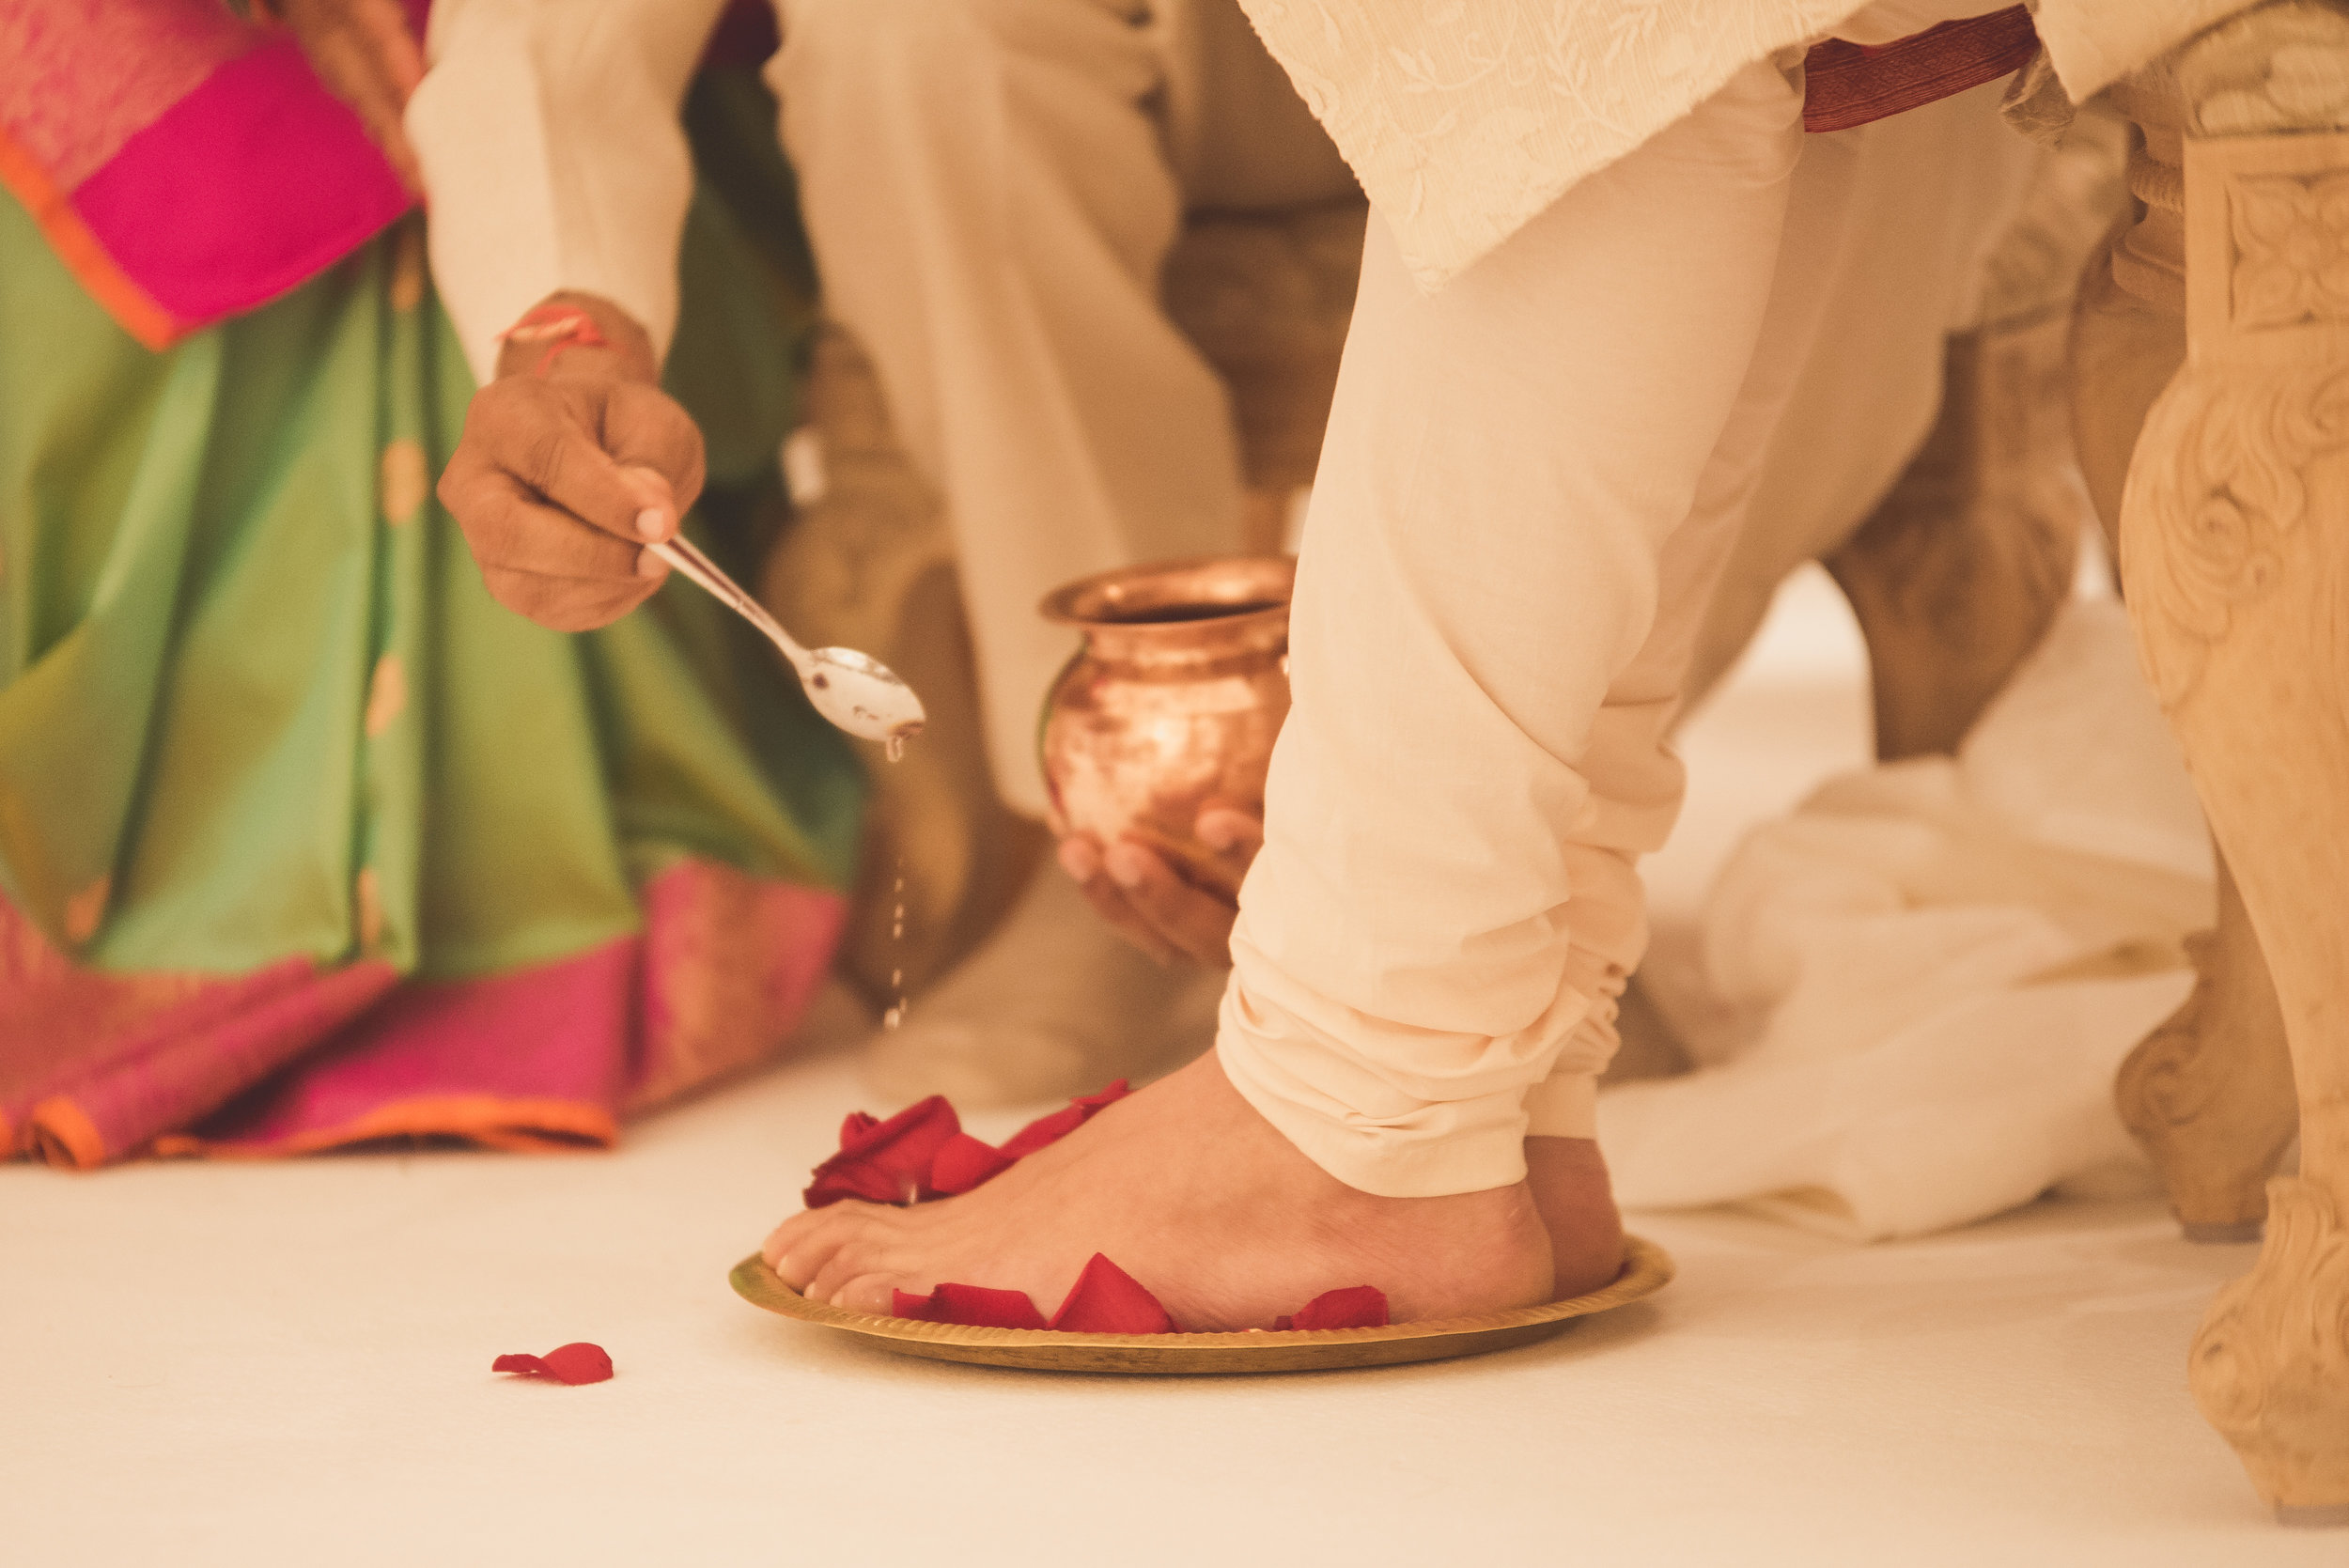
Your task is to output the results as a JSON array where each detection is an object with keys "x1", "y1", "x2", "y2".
[
  {"x1": 804, "y1": 1236, "x2": 893, "y2": 1306},
  {"x1": 765, "y1": 1201, "x2": 874, "y2": 1288},
  {"x1": 832, "y1": 1272, "x2": 907, "y2": 1316}
]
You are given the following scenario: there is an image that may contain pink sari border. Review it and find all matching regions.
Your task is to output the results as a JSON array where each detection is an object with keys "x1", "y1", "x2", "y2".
[
  {"x1": 6, "y1": 859, "x2": 848, "y2": 1167},
  {"x1": 0, "y1": 0, "x2": 417, "y2": 349},
  {"x1": 70, "y1": 37, "x2": 415, "y2": 332}
]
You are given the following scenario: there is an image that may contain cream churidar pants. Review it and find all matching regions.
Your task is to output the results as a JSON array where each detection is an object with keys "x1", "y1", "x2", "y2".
[
  {"x1": 768, "y1": 0, "x2": 1355, "y2": 815},
  {"x1": 1219, "y1": 56, "x2": 1872, "y2": 1196}
]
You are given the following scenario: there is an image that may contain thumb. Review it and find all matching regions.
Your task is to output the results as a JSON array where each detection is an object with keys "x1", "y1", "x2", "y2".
[{"x1": 617, "y1": 465, "x2": 678, "y2": 533}]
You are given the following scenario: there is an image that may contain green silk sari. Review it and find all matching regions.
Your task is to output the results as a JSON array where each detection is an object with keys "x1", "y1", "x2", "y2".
[{"x1": 0, "y1": 75, "x2": 864, "y2": 1166}]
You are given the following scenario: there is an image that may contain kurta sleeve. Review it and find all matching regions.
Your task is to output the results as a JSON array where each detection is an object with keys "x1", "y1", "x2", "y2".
[{"x1": 405, "y1": 0, "x2": 735, "y2": 385}]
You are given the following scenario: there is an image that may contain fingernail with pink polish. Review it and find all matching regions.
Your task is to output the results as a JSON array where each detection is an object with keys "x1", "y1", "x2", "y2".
[
  {"x1": 1058, "y1": 838, "x2": 1098, "y2": 882},
  {"x1": 635, "y1": 507, "x2": 669, "y2": 540},
  {"x1": 1106, "y1": 846, "x2": 1145, "y2": 888}
]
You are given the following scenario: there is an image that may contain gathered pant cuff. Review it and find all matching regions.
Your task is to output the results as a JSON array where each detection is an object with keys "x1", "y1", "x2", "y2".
[
  {"x1": 1216, "y1": 1041, "x2": 1536, "y2": 1197},
  {"x1": 1521, "y1": 1071, "x2": 1600, "y2": 1141}
]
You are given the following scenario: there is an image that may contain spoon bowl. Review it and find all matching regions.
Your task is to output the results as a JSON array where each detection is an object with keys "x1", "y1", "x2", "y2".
[
  {"x1": 647, "y1": 536, "x2": 926, "y2": 746},
  {"x1": 805, "y1": 646, "x2": 927, "y2": 749}
]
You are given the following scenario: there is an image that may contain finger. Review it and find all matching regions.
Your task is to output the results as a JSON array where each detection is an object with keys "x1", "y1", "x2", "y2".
[
  {"x1": 603, "y1": 383, "x2": 707, "y2": 516},
  {"x1": 463, "y1": 380, "x2": 672, "y2": 547},
  {"x1": 458, "y1": 471, "x2": 653, "y2": 582},
  {"x1": 1104, "y1": 841, "x2": 1238, "y2": 966},
  {"x1": 1056, "y1": 833, "x2": 1102, "y2": 885},
  {"x1": 1195, "y1": 805, "x2": 1265, "y2": 862},
  {"x1": 479, "y1": 568, "x2": 659, "y2": 633},
  {"x1": 614, "y1": 466, "x2": 683, "y2": 565},
  {"x1": 1070, "y1": 871, "x2": 1182, "y2": 967}
]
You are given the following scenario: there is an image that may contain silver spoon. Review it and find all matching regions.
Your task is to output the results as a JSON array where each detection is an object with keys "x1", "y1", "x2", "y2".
[{"x1": 649, "y1": 536, "x2": 926, "y2": 752}]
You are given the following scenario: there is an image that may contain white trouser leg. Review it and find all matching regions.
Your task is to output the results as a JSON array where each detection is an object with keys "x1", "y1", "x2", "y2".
[
  {"x1": 770, "y1": 0, "x2": 1335, "y2": 816},
  {"x1": 1218, "y1": 58, "x2": 1821, "y2": 1197}
]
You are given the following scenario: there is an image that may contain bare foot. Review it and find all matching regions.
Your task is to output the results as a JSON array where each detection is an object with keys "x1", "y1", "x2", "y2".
[
  {"x1": 763, "y1": 1051, "x2": 1553, "y2": 1329},
  {"x1": 1525, "y1": 1136, "x2": 1626, "y2": 1298}
]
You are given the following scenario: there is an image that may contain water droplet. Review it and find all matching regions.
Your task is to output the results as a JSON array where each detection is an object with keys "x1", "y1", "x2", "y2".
[
  {"x1": 884, "y1": 733, "x2": 906, "y2": 764},
  {"x1": 882, "y1": 1004, "x2": 905, "y2": 1031}
]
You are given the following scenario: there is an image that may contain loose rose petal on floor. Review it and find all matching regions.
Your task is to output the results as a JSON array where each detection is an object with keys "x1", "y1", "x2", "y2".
[
  {"x1": 892, "y1": 1282, "x2": 1050, "y2": 1329},
  {"x1": 804, "y1": 1094, "x2": 962, "y2": 1208},
  {"x1": 927, "y1": 1133, "x2": 1016, "y2": 1195},
  {"x1": 996, "y1": 1079, "x2": 1130, "y2": 1161},
  {"x1": 1047, "y1": 1252, "x2": 1174, "y2": 1333},
  {"x1": 491, "y1": 1342, "x2": 614, "y2": 1384},
  {"x1": 1271, "y1": 1286, "x2": 1389, "y2": 1331}
]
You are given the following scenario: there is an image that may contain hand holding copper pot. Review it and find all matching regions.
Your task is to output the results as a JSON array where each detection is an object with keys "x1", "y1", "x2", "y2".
[{"x1": 1038, "y1": 556, "x2": 1293, "y2": 965}]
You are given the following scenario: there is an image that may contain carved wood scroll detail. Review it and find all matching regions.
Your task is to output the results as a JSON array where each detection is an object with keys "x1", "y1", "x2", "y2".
[
  {"x1": 2193, "y1": 1176, "x2": 2349, "y2": 1519},
  {"x1": 2118, "y1": 2, "x2": 2349, "y2": 1523}
]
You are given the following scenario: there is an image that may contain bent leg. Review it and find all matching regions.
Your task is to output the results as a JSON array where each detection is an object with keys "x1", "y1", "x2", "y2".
[
  {"x1": 1222, "y1": 59, "x2": 1811, "y2": 1200},
  {"x1": 765, "y1": 60, "x2": 1810, "y2": 1327},
  {"x1": 770, "y1": 0, "x2": 1244, "y2": 814}
]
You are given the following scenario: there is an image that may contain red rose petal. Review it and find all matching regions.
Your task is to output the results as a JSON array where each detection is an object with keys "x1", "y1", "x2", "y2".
[
  {"x1": 927, "y1": 1132, "x2": 1017, "y2": 1195},
  {"x1": 996, "y1": 1079, "x2": 1130, "y2": 1161},
  {"x1": 1272, "y1": 1286, "x2": 1389, "y2": 1331},
  {"x1": 804, "y1": 1094, "x2": 962, "y2": 1208},
  {"x1": 1047, "y1": 1253, "x2": 1175, "y2": 1333},
  {"x1": 491, "y1": 1342, "x2": 614, "y2": 1385},
  {"x1": 891, "y1": 1282, "x2": 1050, "y2": 1329}
]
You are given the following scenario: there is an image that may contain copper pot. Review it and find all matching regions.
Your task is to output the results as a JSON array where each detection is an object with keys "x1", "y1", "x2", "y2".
[{"x1": 1037, "y1": 555, "x2": 1294, "y2": 898}]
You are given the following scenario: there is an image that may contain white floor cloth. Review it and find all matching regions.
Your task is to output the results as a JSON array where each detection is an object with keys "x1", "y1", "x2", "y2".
[
  {"x1": 1608, "y1": 589, "x2": 2214, "y2": 1240},
  {"x1": 8, "y1": 574, "x2": 2337, "y2": 1563}
]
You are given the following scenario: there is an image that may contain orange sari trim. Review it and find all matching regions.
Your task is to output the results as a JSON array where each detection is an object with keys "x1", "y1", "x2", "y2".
[
  {"x1": 0, "y1": 122, "x2": 179, "y2": 349},
  {"x1": 151, "y1": 1094, "x2": 619, "y2": 1159}
]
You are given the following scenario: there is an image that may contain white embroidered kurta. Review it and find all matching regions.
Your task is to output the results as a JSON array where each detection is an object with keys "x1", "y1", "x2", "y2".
[{"x1": 1235, "y1": 0, "x2": 2248, "y2": 288}]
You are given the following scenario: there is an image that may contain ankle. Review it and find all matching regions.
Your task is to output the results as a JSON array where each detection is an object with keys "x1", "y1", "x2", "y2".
[{"x1": 1525, "y1": 1135, "x2": 1626, "y2": 1296}]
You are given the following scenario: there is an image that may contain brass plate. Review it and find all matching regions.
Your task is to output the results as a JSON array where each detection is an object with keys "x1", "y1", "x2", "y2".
[{"x1": 728, "y1": 1234, "x2": 1672, "y2": 1374}]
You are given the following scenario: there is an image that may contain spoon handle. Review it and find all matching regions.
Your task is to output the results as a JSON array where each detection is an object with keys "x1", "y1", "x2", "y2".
[{"x1": 648, "y1": 536, "x2": 815, "y2": 675}]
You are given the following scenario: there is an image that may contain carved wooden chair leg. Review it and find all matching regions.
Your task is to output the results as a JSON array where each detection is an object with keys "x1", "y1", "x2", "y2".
[
  {"x1": 1824, "y1": 315, "x2": 2080, "y2": 760},
  {"x1": 2115, "y1": 859, "x2": 2300, "y2": 1240},
  {"x1": 2074, "y1": 62, "x2": 2304, "y2": 1245},
  {"x1": 2112, "y1": 0, "x2": 2349, "y2": 1522}
]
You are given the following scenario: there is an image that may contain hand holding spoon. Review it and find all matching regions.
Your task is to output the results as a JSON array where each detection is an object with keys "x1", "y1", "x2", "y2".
[{"x1": 648, "y1": 535, "x2": 926, "y2": 750}]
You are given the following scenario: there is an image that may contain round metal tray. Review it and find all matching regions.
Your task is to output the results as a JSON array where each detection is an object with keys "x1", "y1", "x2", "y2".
[{"x1": 729, "y1": 1234, "x2": 1672, "y2": 1374}]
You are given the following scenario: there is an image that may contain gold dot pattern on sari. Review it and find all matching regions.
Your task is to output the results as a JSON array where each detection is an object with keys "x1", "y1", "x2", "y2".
[
  {"x1": 380, "y1": 438, "x2": 428, "y2": 526},
  {"x1": 388, "y1": 225, "x2": 426, "y2": 313},
  {"x1": 354, "y1": 866, "x2": 383, "y2": 954},
  {"x1": 63, "y1": 875, "x2": 109, "y2": 945},
  {"x1": 365, "y1": 654, "x2": 407, "y2": 738}
]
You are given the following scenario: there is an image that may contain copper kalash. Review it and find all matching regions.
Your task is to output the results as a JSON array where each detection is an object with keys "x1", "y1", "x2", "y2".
[{"x1": 1037, "y1": 555, "x2": 1294, "y2": 898}]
